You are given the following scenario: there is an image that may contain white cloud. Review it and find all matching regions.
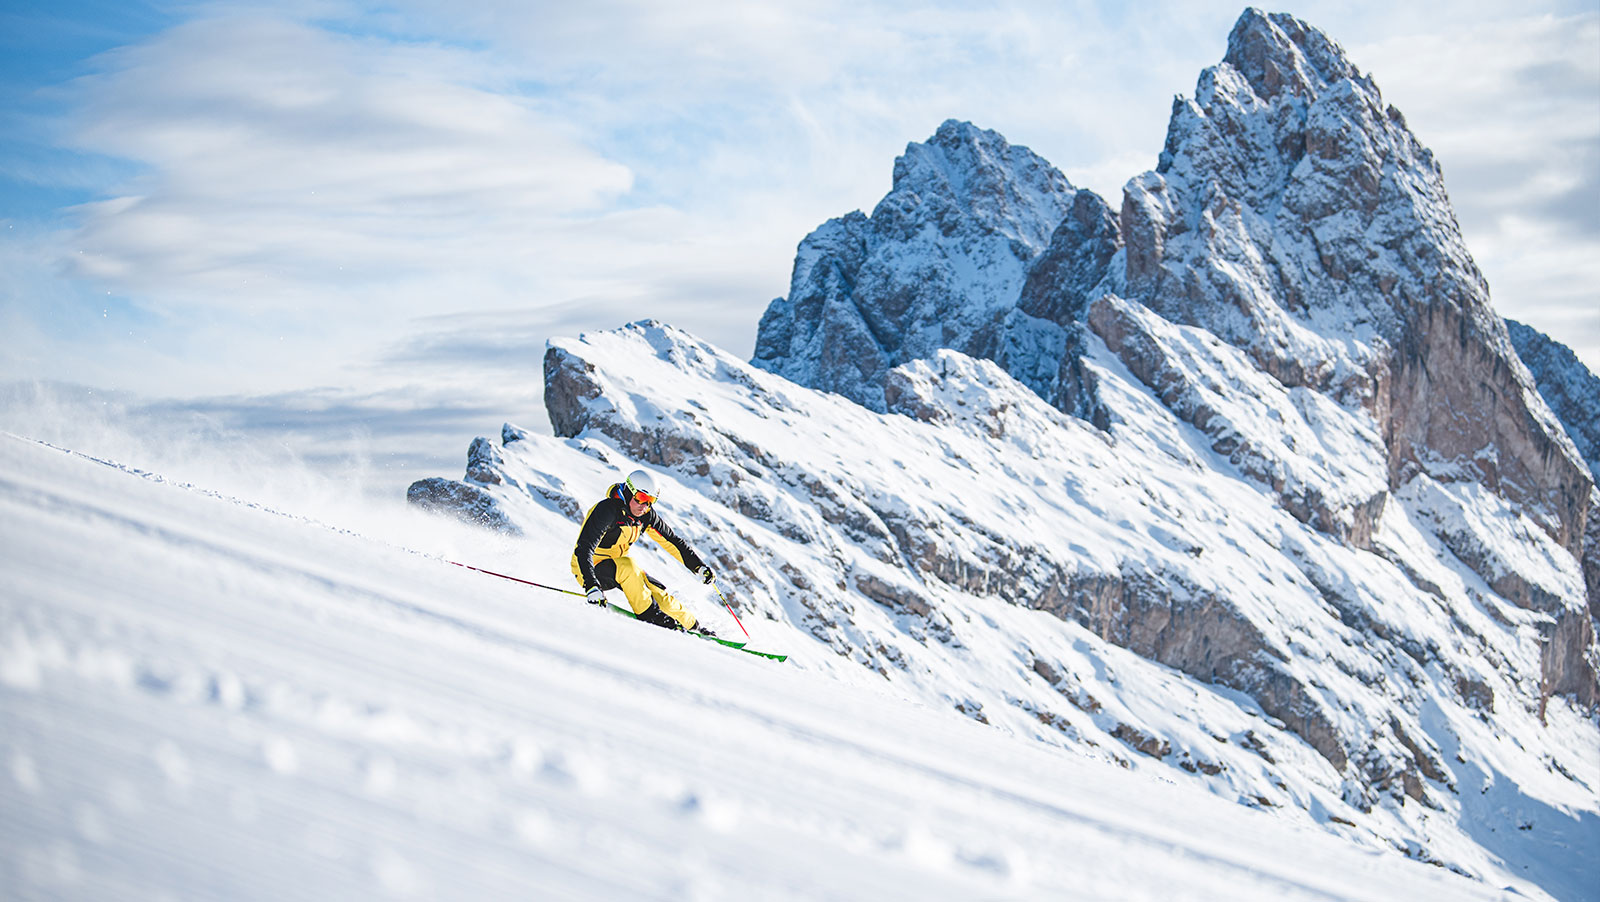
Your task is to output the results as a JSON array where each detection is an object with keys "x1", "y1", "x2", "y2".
[{"x1": 57, "y1": 15, "x2": 634, "y2": 306}]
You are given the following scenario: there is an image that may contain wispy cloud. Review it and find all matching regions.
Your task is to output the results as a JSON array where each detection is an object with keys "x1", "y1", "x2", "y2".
[{"x1": 57, "y1": 15, "x2": 634, "y2": 299}]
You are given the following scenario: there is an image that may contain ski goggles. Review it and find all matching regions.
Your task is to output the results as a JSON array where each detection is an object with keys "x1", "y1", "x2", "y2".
[{"x1": 630, "y1": 488, "x2": 658, "y2": 505}]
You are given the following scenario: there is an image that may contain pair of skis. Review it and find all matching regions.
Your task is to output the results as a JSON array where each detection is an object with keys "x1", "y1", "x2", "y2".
[
  {"x1": 598, "y1": 599, "x2": 788, "y2": 661},
  {"x1": 447, "y1": 560, "x2": 787, "y2": 662}
]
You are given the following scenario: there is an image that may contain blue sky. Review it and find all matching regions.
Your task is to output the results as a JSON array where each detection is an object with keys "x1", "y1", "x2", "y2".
[{"x1": 2, "y1": 1, "x2": 1597, "y2": 489}]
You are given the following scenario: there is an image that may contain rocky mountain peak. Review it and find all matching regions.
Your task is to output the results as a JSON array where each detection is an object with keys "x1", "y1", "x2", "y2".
[
  {"x1": 752, "y1": 120, "x2": 1077, "y2": 411},
  {"x1": 1120, "y1": 9, "x2": 1593, "y2": 570},
  {"x1": 1222, "y1": 8, "x2": 1360, "y2": 103},
  {"x1": 884, "y1": 118, "x2": 1076, "y2": 251}
]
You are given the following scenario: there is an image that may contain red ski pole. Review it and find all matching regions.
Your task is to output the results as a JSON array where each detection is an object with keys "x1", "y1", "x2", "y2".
[
  {"x1": 447, "y1": 560, "x2": 586, "y2": 597},
  {"x1": 712, "y1": 584, "x2": 750, "y2": 638}
]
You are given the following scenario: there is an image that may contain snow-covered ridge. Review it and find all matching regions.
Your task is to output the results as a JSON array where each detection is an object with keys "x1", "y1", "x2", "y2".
[{"x1": 413, "y1": 319, "x2": 1595, "y2": 898}]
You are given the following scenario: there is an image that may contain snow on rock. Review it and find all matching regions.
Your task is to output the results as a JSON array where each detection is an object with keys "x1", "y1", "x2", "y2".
[
  {"x1": 1505, "y1": 319, "x2": 1600, "y2": 615},
  {"x1": 753, "y1": 119, "x2": 1079, "y2": 411},
  {"x1": 1120, "y1": 9, "x2": 1592, "y2": 574},
  {"x1": 1507, "y1": 320, "x2": 1600, "y2": 486},
  {"x1": 743, "y1": 4, "x2": 1597, "y2": 714},
  {"x1": 996, "y1": 189, "x2": 1124, "y2": 422},
  {"x1": 750, "y1": 12, "x2": 1595, "y2": 633},
  {"x1": 402, "y1": 318, "x2": 1600, "y2": 898},
  {"x1": 1087, "y1": 291, "x2": 1388, "y2": 546}
]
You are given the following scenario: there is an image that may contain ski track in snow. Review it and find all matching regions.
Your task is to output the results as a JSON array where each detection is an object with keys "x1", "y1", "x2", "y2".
[{"x1": 0, "y1": 432, "x2": 1527, "y2": 901}]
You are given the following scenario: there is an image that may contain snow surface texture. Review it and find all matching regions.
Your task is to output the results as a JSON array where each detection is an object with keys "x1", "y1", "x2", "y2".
[
  {"x1": 411, "y1": 319, "x2": 1596, "y2": 900},
  {"x1": 1, "y1": 431, "x2": 1544, "y2": 900}
]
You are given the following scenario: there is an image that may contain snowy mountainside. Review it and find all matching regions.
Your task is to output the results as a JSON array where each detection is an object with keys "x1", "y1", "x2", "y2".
[
  {"x1": 1505, "y1": 318, "x2": 1600, "y2": 613},
  {"x1": 414, "y1": 320, "x2": 1598, "y2": 900},
  {"x1": 4, "y1": 432, "x2": 1532, "y2": 901}
]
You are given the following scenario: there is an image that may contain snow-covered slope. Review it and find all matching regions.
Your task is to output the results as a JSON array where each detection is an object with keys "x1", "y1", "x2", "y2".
[
  {"x1": 411, "y1": 319, "x2": 1598, "y2": 900},
  {"x1": 2, "y1": 431, "x2": 1539, "y2": 900}
]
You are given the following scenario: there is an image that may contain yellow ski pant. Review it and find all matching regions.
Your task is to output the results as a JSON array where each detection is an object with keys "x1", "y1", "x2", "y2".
[{"x1": 571, "y1": 553, "x2": 696, "y2": 630}]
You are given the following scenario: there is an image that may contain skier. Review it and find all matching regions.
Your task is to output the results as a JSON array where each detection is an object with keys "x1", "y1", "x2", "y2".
[{"x1": 570, "y1": 469, "x2": 718, "y2": 637}]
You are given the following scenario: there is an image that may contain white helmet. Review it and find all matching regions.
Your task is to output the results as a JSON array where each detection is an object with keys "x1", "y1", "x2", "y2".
[{"x1": 624, "y1": 469, "x2": 660, "y2": 505}]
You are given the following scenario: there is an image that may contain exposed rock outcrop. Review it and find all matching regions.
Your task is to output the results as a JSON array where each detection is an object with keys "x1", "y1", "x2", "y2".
[
  {"x1": 1506, "y1": 319, "x2": 1600, "y2": 484},
  {"x1": 406, "y1": 477, "x2": 519, "y2": 534}
]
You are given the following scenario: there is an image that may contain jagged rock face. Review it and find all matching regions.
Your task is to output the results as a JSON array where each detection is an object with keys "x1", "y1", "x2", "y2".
[
  {"x1": 1506, "y1": 319, "x2": 1600, "y2": 484},
  {"x1": 998, "y1": 190, "x2": 1122, "y2": 424},
  {"x1": 753, "y1": 119, "x2": 1078, "y2": 411},
  {"x1": 466, "y1": 437, "x2": 504, "y2": 485},
  {"x1": 1587, "y1": 488, "x2": 1600, "y2": 620},
  {"x1": 1505, "y1": 320, "x2": 1600, "y2": 616},
  {"x1": 748, "y1": 12, "x2": 1595, "y2": 628},
  {"x1": 1117, "y1": 9, "x2": 1594, "y2": 567},
  {"x1": 750, "y1": 9, "x2": 1599, "y2": 715}
]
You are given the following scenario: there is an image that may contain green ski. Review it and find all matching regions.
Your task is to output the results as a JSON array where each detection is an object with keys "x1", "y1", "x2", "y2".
[
  {"x1": 603, "y1": 601, "x2": 787, "y2": 662},
  {"x1": 445, "y1": 560, "x2": 787, "y2": 661}
]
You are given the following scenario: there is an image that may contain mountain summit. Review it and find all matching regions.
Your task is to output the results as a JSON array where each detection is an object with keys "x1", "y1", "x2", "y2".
[{"x1": 752, "y1": 119, "x2": 1078, "y2": 411}]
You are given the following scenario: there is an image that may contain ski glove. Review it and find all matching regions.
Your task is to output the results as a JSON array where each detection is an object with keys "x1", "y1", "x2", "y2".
[
  {"x1": 585, "y1": 586, "x2": 606, "y2": 606},
  {"x1": 695, "y1": 565, "x2": 716, "y2": 586}
]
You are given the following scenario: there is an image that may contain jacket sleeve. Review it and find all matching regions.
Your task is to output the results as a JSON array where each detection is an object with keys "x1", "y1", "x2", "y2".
[
  {"x1": 573, "y1": 499, "x2": 619, "y2": 588},
  {"x1": 644, "y1": 510, "x2": 705, "y2": 573}
]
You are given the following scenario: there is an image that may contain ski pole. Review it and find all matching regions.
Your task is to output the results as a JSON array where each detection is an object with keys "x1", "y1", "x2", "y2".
[
  {"x1": 447, "y1": 560, "x2": 586, "y2": 597},
  {"x1": 451, "y1": 558, "x2": 748, "y2": 637},
  {"x1": 712, "y1": 584, "x2": 750, "y2": 638}
]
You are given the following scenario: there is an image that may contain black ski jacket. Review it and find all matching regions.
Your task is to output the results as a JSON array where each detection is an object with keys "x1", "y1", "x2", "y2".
[{"x1": 572, "y1": 483, "x2": 705, "y2": 590}]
